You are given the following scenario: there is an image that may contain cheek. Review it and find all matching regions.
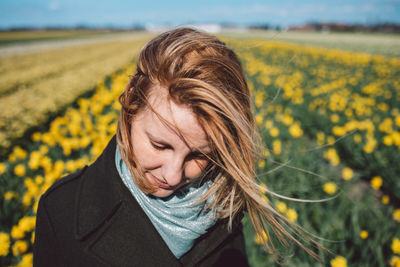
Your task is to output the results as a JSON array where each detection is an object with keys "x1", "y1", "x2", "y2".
[
  {"x1": 184, "y1": 159, "x2": 209, "y2": 179},
  {"x1": 131, "y1": 136, "x2": 159, "y2": 169}
]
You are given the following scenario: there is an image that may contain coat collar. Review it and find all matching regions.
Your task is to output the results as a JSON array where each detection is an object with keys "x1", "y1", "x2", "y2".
[{"x1": 74, "y1": 135, "x2": 242, "y2": 266}]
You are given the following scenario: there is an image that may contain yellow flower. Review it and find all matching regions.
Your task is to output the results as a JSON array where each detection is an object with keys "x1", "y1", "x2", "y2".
[
  {"x1": 323, "y1": 148, "x2": 340, "y2": 166},
  {"x1": 342, "y1": 167, "x2": 353, "y2": 181},
  {"x1": 257, "y1": 183, "x2": 268, "y2": 194},
  {"x1": 262, "y1": 149, "x2": 270, "y2": 158},
  {"x1": 13, "y1": 146, "x2": 27, "y2": 160},
  {"x1": 317, "y1": 131, "x2": 325, "y2": 145},
  {"x1": 330, "y1": 255, "x2": 347, "y2": 267},
  {"x1": 286, "y1": 208, "x2": 298, "y2": 222},
  {"x1": 31, "y1": 231, "x2": 35, "y2": 244},
  {"x1": 31, "y1": 132, "x2": 41, "y2": 141},
  {"x1": 276, "y1": 201, "x2": 287, "y2": 213},
  {"x1": 0, "y1": 162, "x2": 6, "y2": 175},
  {"x1": 255, "y1": 114, "x2": 263, "y2": 125},
  {"x1": 16, "y1": 253, "x2": 33, "y2": 267},
  {"x1": 360, "y1": 230, "x2": 368, "y2": 239},
  {"x1": 12, "y1": 240, "x2": 28, "y2": 256},
  {"x1": 383, "y1": 135, "x2": 393, "y2": 146},
  {"x1": 264, "y1": 120, "x2": 273, "y2": 129},
  {"x1": 14, "y1": 164, "x2": 26, "y2": 176},
  {"x1": 0, "y1": 232, "x2": 11, "y2": 256},
  {"x1": 18, "y1": 217, "x2": 36, "y2": 233},
  {"x1": 289, "y1": 123, "x2": 303, "y2": 138},
  {"x1": 258, "y1": 160, "x2": 266, "y2": 168},
  {"x1": 353, "y1": 134, "x2": 362, "y2": 143},
  {"x1": 391, "y1": 256, "x2": 400, "y2": 267},
  {"x1": 370, "y1": 176, "x2": 383, "y2": 190},
  {"x1": 393, "y1": 238, "x2": 400, "y2": 254},
  {"x1": 330, "y1": 114, "x2": 340, "y2": 123},
  {"x1": 254, "y1": 230, "x2": 268, "y2": 245},
  {"x1": 394, "y1": 209, "x2": 400, "y2": 222},
  {"x1": 269, "y1": 127, "x2": 279, "y2": 137},
  {"x1": 332, "y1": 126, "x2": 346, "y2": 136},
  {"x1": 4, "y1": 191, "x2": 16, "y2": 200},
  {"x1": 272, "y1": 139, "x2": 281, "y2": 155},
  {"x1": 382, "y1": 195, "x2": 390, "y2": 204},
  {"x1": 323, "y1": 182, "x2": 337, "y2": 195},
  {"x1": 28, "y1": 151, "x2": 41, "y2": 170},
  {"x1": 11, "y1": 225, "x2": 25, "y2": 239},
  {"x1": 261, "y1": 195, "x2": 269, "y2": 204}
]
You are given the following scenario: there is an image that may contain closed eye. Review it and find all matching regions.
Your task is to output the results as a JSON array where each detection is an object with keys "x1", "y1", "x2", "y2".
[
  {"x1": 186, "y1": 151, "x2": 209, "y2": 161},
  {"x1": 151, "y1": 141, "x2": 171, "y2": 150}
]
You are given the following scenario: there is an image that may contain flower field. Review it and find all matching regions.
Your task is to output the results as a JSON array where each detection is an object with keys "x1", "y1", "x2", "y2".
[
  {"x1": 0, "y1": 35, "x2": 400, "y2": 266},
  {"x1": 0, "y1": 35, "x2": 149, "y2": 154}
]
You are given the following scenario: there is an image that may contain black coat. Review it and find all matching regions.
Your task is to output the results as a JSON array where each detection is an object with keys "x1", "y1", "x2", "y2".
[{"x1": 33, "y1": 136, "x2": 249, "y2": 267}]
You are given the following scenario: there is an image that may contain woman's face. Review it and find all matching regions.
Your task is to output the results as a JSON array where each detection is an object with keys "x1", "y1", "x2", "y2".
[{"x1": 130, "y1": 90, "x2": 211, "y2": 198}]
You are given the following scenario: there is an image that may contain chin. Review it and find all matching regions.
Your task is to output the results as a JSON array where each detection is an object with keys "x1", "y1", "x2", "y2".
[{"x1": 149, "y1": 189, "x2": 174, "y2": 198}]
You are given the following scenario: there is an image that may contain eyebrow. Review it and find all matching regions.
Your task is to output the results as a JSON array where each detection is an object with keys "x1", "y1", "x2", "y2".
[{"x1": 145, "y1": 131, "x2": 211, "y2": 153}]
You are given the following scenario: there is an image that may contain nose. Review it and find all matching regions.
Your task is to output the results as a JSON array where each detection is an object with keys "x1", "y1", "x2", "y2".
[{"x1": 161, "y1": 157, "x2": 185, "y2": 187}]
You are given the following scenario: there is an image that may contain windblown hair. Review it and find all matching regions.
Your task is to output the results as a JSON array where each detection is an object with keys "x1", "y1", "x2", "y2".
[{"x1": 117, "y1": 27, "x2": 321, "y2": 261}]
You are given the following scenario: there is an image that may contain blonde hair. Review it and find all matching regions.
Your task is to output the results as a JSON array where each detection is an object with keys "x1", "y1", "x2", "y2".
[{"x1": 117, "y1": 27, "x2": 321, "y2": 261}]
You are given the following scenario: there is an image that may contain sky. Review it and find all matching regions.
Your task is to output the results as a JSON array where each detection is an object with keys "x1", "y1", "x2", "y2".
[{"x1": 0, "y1": 0, "x2": 399, "y2": 29}]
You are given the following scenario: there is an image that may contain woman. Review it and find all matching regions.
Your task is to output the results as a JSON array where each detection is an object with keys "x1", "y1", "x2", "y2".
[{"x1": 33, "y1": 27, "x2": 317, "y2": 266}]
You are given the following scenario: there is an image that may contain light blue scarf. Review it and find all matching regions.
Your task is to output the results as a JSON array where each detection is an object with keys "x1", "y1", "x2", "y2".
[{"x1": 115, "y1": 145, "x2": 216, "y2": 258}]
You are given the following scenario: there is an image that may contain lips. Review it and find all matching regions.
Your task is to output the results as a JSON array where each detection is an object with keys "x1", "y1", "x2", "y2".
[{"x1": 149, "y1": 173, "x2": 173, "y2": 190}]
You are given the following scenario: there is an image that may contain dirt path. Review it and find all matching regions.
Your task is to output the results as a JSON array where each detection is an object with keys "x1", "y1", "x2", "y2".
[{"x1": 0, "y1": 32, "x2": 153, "y2": 58}]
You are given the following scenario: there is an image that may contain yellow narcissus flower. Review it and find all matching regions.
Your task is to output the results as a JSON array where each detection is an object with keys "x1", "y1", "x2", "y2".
[
  {"x1": 383, "y1": 135, "x2": 393, "y2": 146},
  {"x1": 382, "y1": 195, "x2": 390, "y2": 204},
  {"x1": 330, "y1": 255, "x2": 347, "y2": 267},
  {"x1": 391, "y1": 256, "x2": 400, "y2": 267},
  {"x1": 31, "y1": 132, "x2": 41, "y2": 141},
  {"x1": 392, "y1": 238, "x2": 400, "y2": 254},
  {"x1": 289, "y1": 123, "x2": 303, "y2": 138},
  {"x1": 254, "y1": 230, "x2": 268, "y2": 245},
  {"x1": 0, "y1": 162, "x2": 6, "y2": 174},
  {"x1": 394, "y1": 209, "x2": 400, "y2": 223},
  {"x1": 360, "y1": 230, "x2": 368, "y2": 239},
  {"x1": 330, "y1": 114, "x2": 340, "y2": 123},
  {"x1": 13, "y1": 146, "x2": 27, "y2": 160},
  {"x1": 323, "y1": 182, "x2": 337, "y2": 195},
  {"x1": 286, "y1": 208, "x2": 298, "y2": 222},
  {"x1": 264, "y1": 120, "x2": 273, "y2": 129},
  {"x1": 255, "y1": 114, "x2": 263, "y2": 125},
  {"x1": 276, "y1": 201, "x2": 287, "y2": 213},
  {"x1": 272, "y1": 139, "x2": 281, "y2": 155},
  {"x1": 14, "y1": 164, "x2": 26, "y2": 177},
  {"x1": 269, "y1": 127, "x2": 279, "y2": 137},
  {"x1": 258, "y1": 160, "x2": 266, "y2": 169},
  {"x1": 332, "y1": 126, "x2": 346, "y2": 136},
  {"x1": 16, "y1": 253, "x2": 33, "y2": 267},
  {"x1": 342, "y1": 167, "x2": 354, "y2": 181},
  {"x1": 257, "y1": 183, "x2": 267, "y2": 194},
  {"x1": 353, "y1": 134, "x2": 362, "y2": 143},
  {"x1": 323, "y1": 148, "x2": 340, "y2": 166},
  {"x1": 12, "y1": 240, "x2": 28, "y2": 256},
  {"x1": 18, "y1": 217, "x2": 36, "y2": 233},
  {"x1": 0, "y1": 232, "x2": 11, "y2": 256},
  {"x1": 4, "y1": 191, "x2": 16, "y2": 200},
  {"x1": 28, "y1": 151, "x2": 41, "y2": 170},
  {"x1": 317, "y1": 131, "x2": 325, "y2": 145},
  {"x1": 11, "y1": 225, "x2": 25, "y2": 239},
  {"x1": 370, "y1": 176, "x2": 383, "y2": 190}
]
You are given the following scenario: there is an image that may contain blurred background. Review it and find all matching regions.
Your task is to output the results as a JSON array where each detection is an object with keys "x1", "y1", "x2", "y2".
[{"x1": 0, "y1": 1, "x2": 399, "y2": 266}]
